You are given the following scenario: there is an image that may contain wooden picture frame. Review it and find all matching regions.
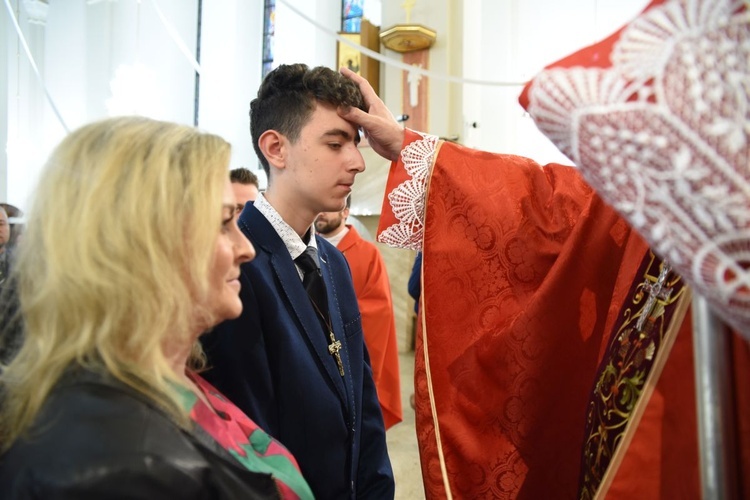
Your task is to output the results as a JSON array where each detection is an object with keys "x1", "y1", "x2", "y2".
[
  {"x1": 337, "y1": 33, "x2": 363, "y2": 75},
  {"x1": 336, "y1": 20, "x2": 380, "y2": 95}
]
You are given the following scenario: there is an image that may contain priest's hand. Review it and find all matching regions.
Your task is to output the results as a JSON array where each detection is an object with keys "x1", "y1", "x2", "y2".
[{"x1": 339, "y1": 67, "x2": 405, "y2": 162}]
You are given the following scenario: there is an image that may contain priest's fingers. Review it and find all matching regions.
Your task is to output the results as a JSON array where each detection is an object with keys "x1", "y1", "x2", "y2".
[
  {"x1": 340, "y1": 67, "x2": 379, "y2": 107},
  {"x1": 339, "y1": 67, "x2": 395, "y2": 123},
  {"x1": 340, "y1": 106, "x2": 404, "y2": 162},
  {"x1": 340, "y1": 68, "x2": 404, "y2": 161}
]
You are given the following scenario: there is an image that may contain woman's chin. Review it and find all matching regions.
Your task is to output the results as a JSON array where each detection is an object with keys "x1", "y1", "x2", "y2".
[{"x1": 218, "y1": 301, "x2": 244, "y2": 323}]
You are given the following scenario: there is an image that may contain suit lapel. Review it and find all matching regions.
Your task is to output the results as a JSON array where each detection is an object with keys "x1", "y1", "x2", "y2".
[{"x1": 240, "y1": 206, "x2": 348, "y2": 405}]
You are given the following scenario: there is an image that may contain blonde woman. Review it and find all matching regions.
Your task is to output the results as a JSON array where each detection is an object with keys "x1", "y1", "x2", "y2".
[{"x1": 0, "y1": 117, "x2": 314, "y2": 499}]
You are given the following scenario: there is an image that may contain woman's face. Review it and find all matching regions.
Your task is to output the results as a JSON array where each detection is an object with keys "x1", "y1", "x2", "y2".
[{"x1": 205, "y1": 179, "x2": 255, "y2": 326}]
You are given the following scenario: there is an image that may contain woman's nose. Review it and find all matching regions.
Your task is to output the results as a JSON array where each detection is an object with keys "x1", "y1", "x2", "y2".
[{"x1": 234, "y1": 227, "x2": 255, "y2": 263}]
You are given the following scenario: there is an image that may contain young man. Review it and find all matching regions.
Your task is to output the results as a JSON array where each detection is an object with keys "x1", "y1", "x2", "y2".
[
  {"x1": 315, "y1": 197, "x2": 402, "y2": 430},
  {"x1": 229, "y1": 167, "x2": 260, "y2": 215},
  {"x1": 202, "y1": 64, "x2": 394, "y2": 499}
]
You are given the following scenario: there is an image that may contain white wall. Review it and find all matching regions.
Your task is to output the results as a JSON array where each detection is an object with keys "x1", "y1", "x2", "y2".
[
  {"x1": 461, "y1": 0, "x2": 651, "y2": 165},
  {"x1": 0, "y1": 6, "x2": 8, "y2": 204},
  {"x1": 199, "y1": 0, "x2": 264, "y2": 177},
  {"x1": 274, "y1": 0, "x2": 340, "y2": 70},
  {"x1": 2, "y1": 0, "x2": 348, "y2": 210}
]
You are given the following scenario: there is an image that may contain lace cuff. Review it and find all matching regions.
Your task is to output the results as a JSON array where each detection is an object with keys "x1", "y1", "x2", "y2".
[{"x1": 376, "y1": 129, "x2": 440, "y2": 250}]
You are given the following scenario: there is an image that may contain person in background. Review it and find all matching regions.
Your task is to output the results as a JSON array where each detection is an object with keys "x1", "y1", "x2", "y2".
[
  {"x1": 0, "y1": 116, "x2": 313, "y2": 499},
  {"x1": 0, "y1": 206, "x2": 10, "y2": 286},
  {"x1": 0, "y1": 203, "x2": 23, "y2": 251},
  {"x1": 407, "y1": 251, "x2": 422, "y2": 315},
  {"x1": 229, "y1": 167, "x2": 260, "y2": 216},
  {"x1": 201, "y1": 64, "x2": 394, "y2": 499},
  {"x1": 0, "y1": 204, "x2": 21, "y2": 367},
  {"x1": 315, "y1": 196, "x2": 402, "y2": 429},
  {"x1": 405, "y1": 250, "x2": 422, "y2": 411}
]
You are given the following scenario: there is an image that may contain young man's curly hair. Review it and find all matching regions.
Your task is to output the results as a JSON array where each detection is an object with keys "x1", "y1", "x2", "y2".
[{"x1": 249, "y1": 64, "x2": 367, "y2": 175}]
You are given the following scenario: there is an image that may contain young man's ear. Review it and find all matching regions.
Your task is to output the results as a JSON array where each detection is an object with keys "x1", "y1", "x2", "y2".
[{"x1": 257, "y1": 130, "x2": 285, "y2": 170}]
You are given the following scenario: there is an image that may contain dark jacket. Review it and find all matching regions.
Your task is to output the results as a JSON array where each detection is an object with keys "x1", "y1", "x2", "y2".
[
  {"x1": 0, "y1": 369, "x2": 280, "y2": 499},
  {"x1": 202, "y1": 203, "x2": 394, "y2": 499},
  {"x1": 0, "y1": 251, "x2": 21, "y2": 367}
]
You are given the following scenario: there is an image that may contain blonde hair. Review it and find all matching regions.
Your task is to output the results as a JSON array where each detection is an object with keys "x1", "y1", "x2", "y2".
[{"x1": 0, "y1": 116, "x2": 231, "y2": 448}]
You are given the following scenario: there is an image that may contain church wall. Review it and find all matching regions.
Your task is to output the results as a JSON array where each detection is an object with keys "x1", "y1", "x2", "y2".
[
  {"x1": 460, "y1": 0, "x2": 651, "y2": 165},
  {"x1": 2, "y1": 0, "x2": 280, "y2": 210},
  {"x1": 274, "y1": 0, "x2": 339, "y2": 70},
  {"x1": 199, "y1": 0, "x2": 264, "y2": 176},
  {"x1": 0, "y1": 7, "x2": 9, "y2": 203}
]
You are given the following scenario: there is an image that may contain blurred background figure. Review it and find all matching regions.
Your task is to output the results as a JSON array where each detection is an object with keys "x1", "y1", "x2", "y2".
[
  {"x1": 0, "y1": 203, "x2": 24, "y2": 252},
  {"x1": 229, "y1": 167, "x2": 260, "y2": 216},
  {"x1": 0, "y1": 206, "x2": 10, "y2": 286},
  {"x1": 0, "y1": 204, "x2": 21, "y2": 366},
  {"x1": 316, "y1": 196, "x2": 403, "y2": 429},
  {"x1": 0, "y1": 116, "x2": 313, "y2": 499}
]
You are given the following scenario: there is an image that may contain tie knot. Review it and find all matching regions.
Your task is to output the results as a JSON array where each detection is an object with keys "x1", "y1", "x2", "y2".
[{"x1": 295, "y1": 246, "x2": 320, "y2": 274}]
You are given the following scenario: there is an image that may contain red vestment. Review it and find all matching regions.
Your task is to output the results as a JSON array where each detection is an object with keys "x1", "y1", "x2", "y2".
[
  {"x1": 377, "y1": 130, "x2": 750, "y2": 499},
  {"x1": 337, "y1": 225, "x2": 403, "y2": 429}
]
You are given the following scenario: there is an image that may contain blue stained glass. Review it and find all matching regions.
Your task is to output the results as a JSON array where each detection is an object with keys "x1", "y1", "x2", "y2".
[
  {"x1": 342, "y1": 0, "x2": 363, "y2": 32},
  {"x1": 343, "y1": 17, "x2": 361, "y2": 33},
  {"x1": 262, "y1": 0, "x2": 276, "y2": 76},
  {"x1": 263, "y1": 35, "x2": 274, "y2": 61},
  {"x1": 343, "y1": 0, "x2": 363, "y2": 18}
]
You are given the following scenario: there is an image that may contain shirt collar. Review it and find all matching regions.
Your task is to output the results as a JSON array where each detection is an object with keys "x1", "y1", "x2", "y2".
[{"x1": 254, "y1": 192, "x2": 317, "y2": 260}]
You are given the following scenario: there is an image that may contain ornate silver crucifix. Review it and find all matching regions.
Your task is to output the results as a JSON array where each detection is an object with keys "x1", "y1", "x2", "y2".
[{"x1": 636, "y1": 260, "x2": 674, "y2": 332}]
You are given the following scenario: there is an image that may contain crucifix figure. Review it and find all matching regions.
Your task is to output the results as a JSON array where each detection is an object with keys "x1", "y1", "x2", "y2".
[
  {"x1": 328, "y1": 332, "x2": 345, "y2": 376},
  {"x1": 636, "y1": 261, "x2": 673, "y2": 332},
  {"x1": 407, "y1": 66, "x2": 423, "y2": 107}
]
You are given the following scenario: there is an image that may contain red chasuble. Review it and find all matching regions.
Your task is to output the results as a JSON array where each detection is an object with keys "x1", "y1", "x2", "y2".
[
  {"x1": 337, "y1": 225, "x2": 403, "y2": 429},
  {"x1": 377, "y1": 129, "x2": 750, "y2": 499},
  {"x1": 520, "y1": 0, "x2": 750, "y2": 337}
]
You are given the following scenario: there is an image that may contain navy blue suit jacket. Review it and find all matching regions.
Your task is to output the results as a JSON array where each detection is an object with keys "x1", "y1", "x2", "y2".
[{"x1": 202, "y1": 203, "x2": 394, "y2": 499}]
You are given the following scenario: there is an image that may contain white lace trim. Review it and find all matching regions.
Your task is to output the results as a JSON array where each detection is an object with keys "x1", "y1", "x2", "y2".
[
  {"x1": 527, "y1": 0, "x2": 750, "y2": 335},
  {"x1": 377, "y1": 132, "x2": 440, "y2": 250}
]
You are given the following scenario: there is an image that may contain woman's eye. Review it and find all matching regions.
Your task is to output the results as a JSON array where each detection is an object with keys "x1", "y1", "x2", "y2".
[
  {"x1": 329, "y1": 143, "x2": 342, "y2": 150},
  {"x1": 221, "y1": 216, "x2": 233, "y2": 232}
]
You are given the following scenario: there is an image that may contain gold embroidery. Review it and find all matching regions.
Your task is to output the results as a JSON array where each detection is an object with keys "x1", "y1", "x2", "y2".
[{"x1": 579, "y1": 254, "x2": 686, "y2": 499}]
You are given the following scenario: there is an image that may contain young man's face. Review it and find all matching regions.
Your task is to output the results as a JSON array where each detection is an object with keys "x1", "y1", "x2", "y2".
[
  {"x1": 283, "y1": 103, "x2": 365, "y2": 218},
  {"x1": 231, "y1": 182, "x2": 259, "y2": 215},
  {"x1": 315, "y1": 207, "x2": 348, "y2": 235}
]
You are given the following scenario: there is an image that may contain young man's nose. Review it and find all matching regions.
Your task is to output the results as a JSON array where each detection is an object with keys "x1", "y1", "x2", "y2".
[{"x1": 347, "y1": 148, "x2": 366, "y2": 172}]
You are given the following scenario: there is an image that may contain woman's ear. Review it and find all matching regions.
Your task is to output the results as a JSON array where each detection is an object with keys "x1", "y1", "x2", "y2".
[{"x1": 257, "y1": 130, "x2": 286, "y2": 170}]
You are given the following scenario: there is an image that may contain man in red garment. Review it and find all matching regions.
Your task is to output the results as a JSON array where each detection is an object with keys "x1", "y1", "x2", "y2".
[
  {"x1": 315, "y1": 197, "x2": 403, "y2": 429},
  {"x1": 338, "y1": 24, "x2": 750, "y2": 497}
]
